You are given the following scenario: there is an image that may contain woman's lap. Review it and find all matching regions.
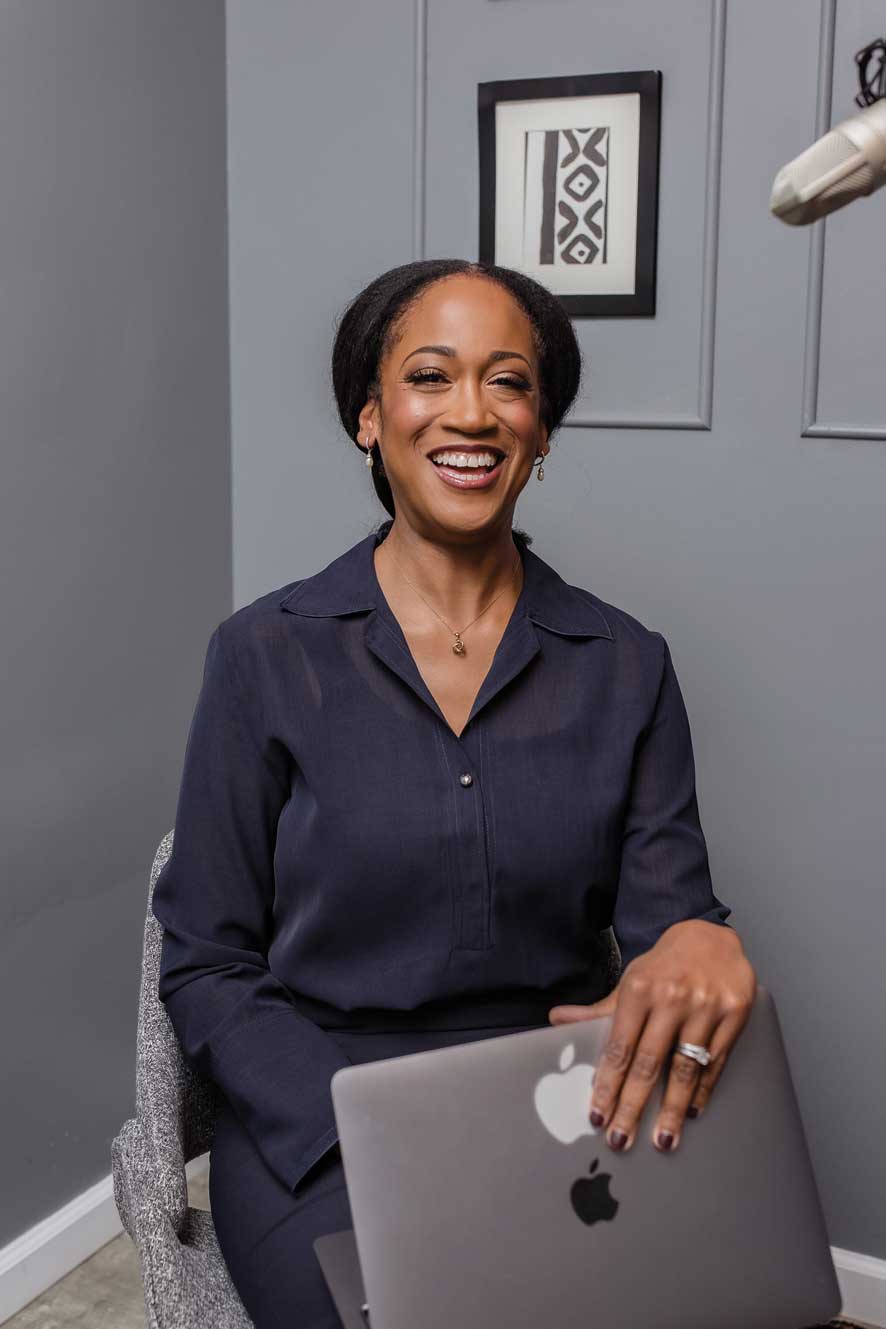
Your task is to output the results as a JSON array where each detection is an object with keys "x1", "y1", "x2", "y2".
[
  {"x1": 209, "y1": 1023, "x2": 544, "y2": 1329},
  {"x1": 210, "y1": 1096, "x2": 352, "y2": 1329}
]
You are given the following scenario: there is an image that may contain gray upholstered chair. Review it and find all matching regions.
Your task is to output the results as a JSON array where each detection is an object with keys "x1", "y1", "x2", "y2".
[{"x1": 111, "y1": 830, "x2": 254, "y2": 1329}]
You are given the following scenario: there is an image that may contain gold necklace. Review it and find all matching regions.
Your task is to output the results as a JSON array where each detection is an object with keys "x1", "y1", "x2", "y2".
[{"x1": 383, "y1": 543, "x2": 522, "y2": 656}]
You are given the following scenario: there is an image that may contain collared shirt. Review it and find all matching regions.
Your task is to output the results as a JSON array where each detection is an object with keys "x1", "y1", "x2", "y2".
[{"x1": 151, "y1": 523, "x2": 732, "y2": 1193}]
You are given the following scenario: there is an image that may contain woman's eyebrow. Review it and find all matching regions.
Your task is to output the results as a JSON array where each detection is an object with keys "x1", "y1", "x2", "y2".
[{"x1": 400, "y1": 345, "x2": 531, "y2": 369}]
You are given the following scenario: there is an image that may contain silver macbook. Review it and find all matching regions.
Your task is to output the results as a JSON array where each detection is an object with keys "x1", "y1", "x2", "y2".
[{"x1": 314, "y1": 985, "x2": 842, "y2": 1329}]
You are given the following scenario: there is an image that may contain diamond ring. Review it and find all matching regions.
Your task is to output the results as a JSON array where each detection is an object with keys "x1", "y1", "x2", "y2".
[{"x1": 674, "y1": 1041, "x2": 712, "y2": 1067}]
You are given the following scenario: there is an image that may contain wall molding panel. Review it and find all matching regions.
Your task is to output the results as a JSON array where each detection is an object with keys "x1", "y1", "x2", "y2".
[
  {"x1": 801, "y1": 0, "x2": 886, "y2": 440},
  {"x1": 413, "y1": 0, "x2": 428, "y2": 261},
  {"x1": 414, "y1": 0, "x2": 728, "y2": 433}
]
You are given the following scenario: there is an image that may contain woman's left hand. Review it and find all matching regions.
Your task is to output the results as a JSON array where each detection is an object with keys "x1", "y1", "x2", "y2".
[{"x1": 548, "y1": 920, "x2": 757, "y2": 1154}]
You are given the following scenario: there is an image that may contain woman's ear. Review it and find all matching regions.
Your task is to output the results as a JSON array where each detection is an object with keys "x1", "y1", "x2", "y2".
[{"x1": 357, "y1": 399, "x2": 377, "y2": 442}]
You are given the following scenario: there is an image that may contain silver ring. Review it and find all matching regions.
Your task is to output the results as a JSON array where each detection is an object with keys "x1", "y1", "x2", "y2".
[{"x1": 674, "y1": 1041, "x2": 712, "y2": 1068}]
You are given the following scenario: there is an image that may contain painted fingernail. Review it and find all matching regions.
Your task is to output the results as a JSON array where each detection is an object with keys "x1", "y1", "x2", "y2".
[
  {"x1": 590, "y1": 1109, "x2": 605, "y2": 1128},
  {"x1": 686, "y1": 1106, "x2": 699, "y2": 1119},
  {"x1": 609, "y1": 1129, "x2": 627, "y2": 1150},
  {"x1": 656, "y1": 1131, "x2": 674, "y2": 1150}
]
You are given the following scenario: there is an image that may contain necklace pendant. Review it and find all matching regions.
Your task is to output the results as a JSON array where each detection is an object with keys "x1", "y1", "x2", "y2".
[{"x1": 452, "y1": 634, "x2": 466, "y2": 655}]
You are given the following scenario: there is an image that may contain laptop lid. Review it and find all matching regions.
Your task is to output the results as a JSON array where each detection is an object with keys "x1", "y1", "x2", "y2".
[{"x1": 319, "y1": 985, "x2": 841, "y2": 1329}]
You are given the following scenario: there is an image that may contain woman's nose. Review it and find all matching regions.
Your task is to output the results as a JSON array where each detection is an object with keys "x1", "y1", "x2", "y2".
[{"x1": 444, "y1": 380, "x2": 497, "y2": 432}]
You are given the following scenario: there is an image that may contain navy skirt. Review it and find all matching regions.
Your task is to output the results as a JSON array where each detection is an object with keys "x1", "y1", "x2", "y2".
[{"x1": 209, "y1": 1021, "x2": 547, "y2": 1329}]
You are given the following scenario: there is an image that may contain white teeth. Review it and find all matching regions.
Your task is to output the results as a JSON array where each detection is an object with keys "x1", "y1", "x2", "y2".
[{"x1": 430, "y1": 452, "x2": 500, "y2": 469}]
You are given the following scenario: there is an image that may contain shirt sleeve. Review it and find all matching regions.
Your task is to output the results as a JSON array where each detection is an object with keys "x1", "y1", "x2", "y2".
[
  {"x1": 612, "y1": 633, "x2": 733, "y2": 971},
  {"x1": 150, "y1": 622, "x2": 352, "y2": 1193}
]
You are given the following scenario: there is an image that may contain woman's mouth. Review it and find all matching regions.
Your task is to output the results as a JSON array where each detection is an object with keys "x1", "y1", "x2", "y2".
[{"x1": 428, "y1": 451, "x2": 506, "y2": 490}]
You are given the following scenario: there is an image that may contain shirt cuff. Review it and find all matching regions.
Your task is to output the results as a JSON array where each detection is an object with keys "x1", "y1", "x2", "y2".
[{"x1": 209, "y1": 1006, "x2": 353, "y2": 1193}]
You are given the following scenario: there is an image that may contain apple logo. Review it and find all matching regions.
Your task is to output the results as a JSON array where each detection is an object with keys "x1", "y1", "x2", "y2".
[
  {"x1": 534, "y1": 1042, "x2": 620, "y2": 1226},
  {"x1": 533, "y1": 1041, "x2": 600, "y2": 1145},
  {"x1": 571, "y1": 1158, "x2": 620, "y2": 1226}
]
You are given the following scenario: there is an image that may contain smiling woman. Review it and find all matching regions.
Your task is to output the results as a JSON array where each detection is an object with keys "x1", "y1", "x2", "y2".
[
  {"x1": 153, "y1": 257, "x2": 755, "y2": 1328},
  {"x1": 331, "y1": 258, "x2": 582, "y2": 528}
]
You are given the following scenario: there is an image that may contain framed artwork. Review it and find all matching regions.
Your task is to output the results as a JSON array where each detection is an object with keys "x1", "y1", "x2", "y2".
[{"x1": 478, "y1": 71, "x2": 662, "y2": 316}]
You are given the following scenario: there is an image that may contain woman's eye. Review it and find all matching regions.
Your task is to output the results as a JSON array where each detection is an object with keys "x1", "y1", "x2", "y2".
[{"x1": 407, "y1": 369, "x2": 529, "y2": 389}]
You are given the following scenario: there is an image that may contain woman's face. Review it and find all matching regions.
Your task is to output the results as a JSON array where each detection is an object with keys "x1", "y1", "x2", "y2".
[{"x1": 359, "y1": 273, "x2": 549, "y2": 540}]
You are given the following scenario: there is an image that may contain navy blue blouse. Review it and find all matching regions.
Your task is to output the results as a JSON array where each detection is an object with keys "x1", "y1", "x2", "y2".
[{"x1": 151, "y1": 524, "x2": 732, "y2": 1194}]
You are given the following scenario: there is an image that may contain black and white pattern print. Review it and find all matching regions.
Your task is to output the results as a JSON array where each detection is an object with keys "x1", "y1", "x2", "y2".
[{"x1": 524, "y1": 126, "x2": 610, "y2": 266}]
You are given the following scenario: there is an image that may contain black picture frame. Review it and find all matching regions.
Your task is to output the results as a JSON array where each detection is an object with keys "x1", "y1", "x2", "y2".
[{"x1": 478, "y1": 70, "x2": 662, "y2": 317}]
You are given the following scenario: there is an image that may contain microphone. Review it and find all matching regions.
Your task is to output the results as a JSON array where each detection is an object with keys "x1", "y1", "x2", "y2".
[{"x1": 769, "y1": 99, "x2": 886, "y2": 224}]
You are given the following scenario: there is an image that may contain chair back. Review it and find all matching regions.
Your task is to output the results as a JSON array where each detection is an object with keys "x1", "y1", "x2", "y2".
[{"x1": 137, "y1": 830, "x2": 222, "y2": 1169}]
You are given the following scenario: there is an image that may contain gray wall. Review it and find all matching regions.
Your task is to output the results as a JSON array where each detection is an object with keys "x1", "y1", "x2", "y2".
[
  {"x1": 226, "y1": 0, "x2": 885, "y2": 1263},
  {"x1": 0, "y1": 1, "x2": 230, "y2": 1244}
]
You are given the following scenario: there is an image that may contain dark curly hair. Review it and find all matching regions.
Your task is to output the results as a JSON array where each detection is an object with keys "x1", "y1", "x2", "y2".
[{"x1": 330, "y1": 259, "x2": 583, "y2": 546}]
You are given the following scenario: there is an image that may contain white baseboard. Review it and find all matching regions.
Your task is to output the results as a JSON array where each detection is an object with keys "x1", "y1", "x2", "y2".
[
  {"x1": 0, "y1": 1160, "x2": 883, "y2": 1327},
  {"x1": 0, "y1": 1154, "x2": 209, "y2": 1326},
  {"x1": 832, "y1": 1245, "x2": 886, "y2": 1327}
]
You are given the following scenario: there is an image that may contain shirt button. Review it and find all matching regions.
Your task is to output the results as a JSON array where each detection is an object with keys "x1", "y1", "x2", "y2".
[{"x1": 459, "y1": 773, "x2": 474, "y2": 787}]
